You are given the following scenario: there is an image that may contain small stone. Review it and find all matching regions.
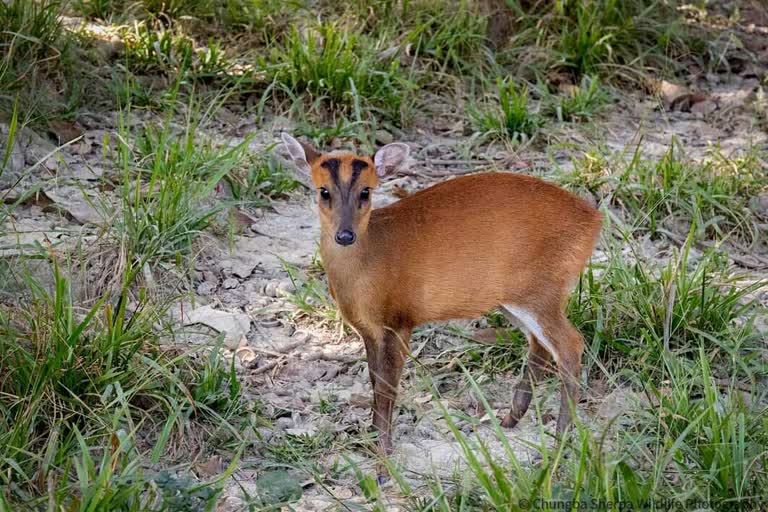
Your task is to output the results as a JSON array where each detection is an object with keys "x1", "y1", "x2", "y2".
[
  {"x1": 655, "y1": 79, "x2": 687, "y2": 106},
  {"x1": 47, "y1": 120, "x2": 83, "y2": 145},
  {"x1": 690, "y1": 99, "x2": 717, "y2": 116},
  {"x1": 264, "y1": 280, "x2": 280, "y2": 297},
  {"x1": 330, "y1": 486, "x2": 354, "y2": 500},
  {"x1": 196, "y1": 281, "x2": 216, "y2": 296},
  {"x1": 275, "y1": 417, "x2": 294, "y2": 430},
  {"x1": 236, "y1": 346, "x2": 259, "y2": 368},
  {"x1": 292, "y1": 331, "x2": 312, "y2": 343},
  {"x1": 750, "y1": 193, "x2": 768, "y2": 216},
  {"x1": 375, "y1": 129, "x2": 394, "y2": 145},
  {"x1": 222, "y1": 277, "x2": 240, "y2": 289},
  {"x1": 183, "y1": 305, "x2": 251, "y2": 349},
  {"x1": 276, "y1": 279, "x2": 296, "y2": 296},
  {"x1": 286, "y1": 422, "x2": 318, "y2": 436},
  {"x1": 303, "y1": 498, "x2": 334, "y2": 511}
]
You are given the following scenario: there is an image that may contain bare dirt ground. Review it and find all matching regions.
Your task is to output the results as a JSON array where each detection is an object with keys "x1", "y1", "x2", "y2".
[{"x1": 2, "y1": 21, "x2": 768, "y2": 511}]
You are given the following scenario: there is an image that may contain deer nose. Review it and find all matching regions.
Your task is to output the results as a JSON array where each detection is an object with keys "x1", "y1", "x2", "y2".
[{"x1": 335, "y1": 230, "x2": 356, "y2": 246}]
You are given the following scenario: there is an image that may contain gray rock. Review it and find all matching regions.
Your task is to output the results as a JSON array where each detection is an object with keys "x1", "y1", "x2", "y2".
[
  {"x1": 222, "y1": 277, "x2": 240, "y2": 289},
  {"x1": 277, "y1": 279, "x2": 296, "y2": 296},
  {"x1": 264, "y1": 280, "x2": 280, "y2": 297},
  {"x1": 375, "y1": 129, "x2": 394, "y2": 145},
  {"x1": 196, "y1": 281, "x2": 216, "y2": 296},
  {"x1": 65, "y1": 163, "x2": 104, "y2": 181},
  {"x1": 750, "y1": 192, "x2": 768, "y2": 216},
  {"x1": 183, "y1": 305, "x2": 251, "y2": 349},
  {"x1": 292, "y1": 331, "x2": 312, "y2": 343},
  {"x1": 219, "y1": 257, "x2": 258, "y2": 280},
  {"x1": 275, "y1": 417, "x2": 294, "y2": 430},
  {"x1": 43, "y1": 186, "x2": 103, "y2": 225},
  {"x1": 19, "y1": 127, "x2": 58, "y2": 167},
  {"x1": 690, "y1": 99, "x2": 717, "y2": 116}
]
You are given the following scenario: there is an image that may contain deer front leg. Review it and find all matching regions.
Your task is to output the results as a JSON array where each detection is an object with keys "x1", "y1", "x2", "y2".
[{"x1": 370, "y1": 326, "x2": 410, "y2": 481}]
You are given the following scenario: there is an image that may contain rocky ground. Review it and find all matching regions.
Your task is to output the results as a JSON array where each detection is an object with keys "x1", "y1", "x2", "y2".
[{"x1": 2, "y1": 38, "x2": 768, "y2": 511}]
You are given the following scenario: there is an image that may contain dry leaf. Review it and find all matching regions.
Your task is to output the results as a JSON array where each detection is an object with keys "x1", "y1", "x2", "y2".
[{"x1": 48, "y1": 120, "x2": 82, "y2": 144}]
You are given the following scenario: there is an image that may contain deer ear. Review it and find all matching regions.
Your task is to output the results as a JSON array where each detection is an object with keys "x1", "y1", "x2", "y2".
[
  {"x1": 280, "y1": 133, "x2": 320, "y2": 177},
  {"x1": 373, "y1": 143, "x2": 409, "y2": 178}
]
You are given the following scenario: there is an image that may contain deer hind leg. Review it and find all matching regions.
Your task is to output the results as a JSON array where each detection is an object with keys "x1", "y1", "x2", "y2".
[
  {"x1": 500, "y1": 305, "x2": 583, "y2": 434},
  {"x1": 501, "y1": 332, "x2": 553, "y2": 428}
]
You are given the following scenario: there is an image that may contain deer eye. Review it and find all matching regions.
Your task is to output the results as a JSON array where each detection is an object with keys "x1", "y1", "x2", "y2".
[
  {"x1": 360, "y1": 188, "x2": 371, "y2": 201},
  {"x1": 320, "y1": 188, "x2": 331, "y2": 201}
]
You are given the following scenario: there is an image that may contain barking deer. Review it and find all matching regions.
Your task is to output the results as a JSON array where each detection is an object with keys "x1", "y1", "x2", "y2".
[{"x1": 280, "y1": 133, "x2": 602, "y2": 478}]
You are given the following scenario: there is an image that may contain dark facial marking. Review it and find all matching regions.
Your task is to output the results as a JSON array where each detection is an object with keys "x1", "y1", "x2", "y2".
[
  {"x1": 351, "y1": 159, "x2": 368, "y2": 173},
  {"x1": 349, "y1": 159, "x2": 368, "y2": 190},
  {"x1": 321, "y1": 158, "x2": 341, "y2": 188}
]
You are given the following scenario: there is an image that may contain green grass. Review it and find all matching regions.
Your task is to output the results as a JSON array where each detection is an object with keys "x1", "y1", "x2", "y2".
[
  {"x1": 110, "y1": 105, "x2": 251, "y2": 276},
  {"x1": 0, "y1": 256, "x2": 241, "y2": 508},
  {"x1": 268, "y1": 21, "x2": 410, "y2": 123},
  {"x1": 0, "y1": 0, "x2": 73, "y2": 117},
  {"x1": 75, "y1": 0, "x2": 291, "y2": 27},
  {"x1": 267, "y1": 430, "x2": 335, "y2": 465},
  {"x1": 119, "y1": 24, "x2": 232, "y2": 81},
  {"x1": 543, "y1": 75, "x2": 610, "y2": 122},
  {"x1": 225, "y1": 149, "x2": 300, "y2": 205},
  {"x1": 470, "y1": 78, "x2": 542, "y2": 143},
  {"x1": 326, "y1": 0, "x2": 490, "y2": 73},
  {"x1": 570, "y1": 234, "x2": 764, "y2": 376},
  {"x1": 539, "y1": 0, "x2": 694, "y2": 80},
  {"x1": 560, "y1": 144, "x2": 768, "y2": 247},
  {"x1": 404, "y1": 0, "x2": 490, "y2": 74}
]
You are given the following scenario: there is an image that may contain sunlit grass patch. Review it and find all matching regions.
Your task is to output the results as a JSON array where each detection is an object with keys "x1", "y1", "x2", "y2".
[
  {"x1": 560, "y1": 144, "x2": 768, "y2": 247},
  {"x1": 543, "y1": 75, "x2": 610, "y2": 122},
  {"x1": 0, "y1": 255, "x2": 244, "y2": 508},
  {"x1": 470, "y1": 78, "x2": 542, "y2": 143},
  {"x1": 570, "y1": 235, "x2": 764, "y2": 377},
  {"x1": 542, "y1": 0, "x2": 695, "y2": 80},
  {"x1": 404, "y1": 0, "x2": 490, "y2": 74},
  {"x1": 268, "y1": 21, "x2": 410, "y2": 123},
  {"x1": 0, "y1": 0, "x2": 75, "y2": 117},
  {"x1": 119, "y1": 23, "x2": 232, "y2": 81},
  {"x1": 110, "y1": 108, "x2": 251, "y2": 276}
]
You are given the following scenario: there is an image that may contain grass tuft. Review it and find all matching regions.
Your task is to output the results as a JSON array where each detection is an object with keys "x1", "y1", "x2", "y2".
[
  {"x1": 570, "y1": 235, "x2": 763, "y2": 375},
  {"x1": 111, "y1": 109, "x2": 250, "y2": 276},
  {"x1": 0, "y1": 255, "x2": 221, "y2": 507},
  {"x1": 269, "y1": 21, "x2": 408, "y2": 122},
  {"x1": 544, "y1": 75, "x2": 610, "y2": 122},
  {"x1": 560, "y1": 144, "x2": 768, "y2": 247},
  {"x1": 471, "y1": 78, "x2": 542, "y2": 143}
]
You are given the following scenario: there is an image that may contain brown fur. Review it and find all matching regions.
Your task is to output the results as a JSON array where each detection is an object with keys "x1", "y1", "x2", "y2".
[{"x1": 305, "y1": 148, "x2": 602, "y2": 476}]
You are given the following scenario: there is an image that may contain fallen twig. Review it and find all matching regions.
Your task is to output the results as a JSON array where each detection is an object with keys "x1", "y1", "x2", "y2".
[{"x1": 252, "y1": 357, "x2": 285, "y2": 375}]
